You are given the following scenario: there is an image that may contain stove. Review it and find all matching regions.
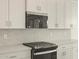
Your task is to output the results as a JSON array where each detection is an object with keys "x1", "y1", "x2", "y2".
[
  {"x1": 23, "y1": 42, "x2": 58, "y2": 49},
  {"x1": 23, "y1": 42, "x2": 58, "y2": 59}
]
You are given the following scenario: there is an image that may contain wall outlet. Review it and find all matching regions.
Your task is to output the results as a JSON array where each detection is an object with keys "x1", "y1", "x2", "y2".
[{"x1": 3, "y1": 33, "x2": 8, "y2": 40}]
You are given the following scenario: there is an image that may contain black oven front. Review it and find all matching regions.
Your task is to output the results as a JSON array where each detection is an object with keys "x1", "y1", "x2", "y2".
[
  {"x1": 32, "y1": 48, "x2": 57, "y2": 59},
  {"x1": 23, "y1": 42, "x2": 58, "y2": 59}
]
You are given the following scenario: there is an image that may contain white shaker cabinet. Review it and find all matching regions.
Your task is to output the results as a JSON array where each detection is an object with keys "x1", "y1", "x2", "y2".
[
  {"x1": 65, "y1": 0, "x2": 78, "y2": 39},
  {"x1": 56, "y1": 0, "x2": 65, "y2": 28},
  {"x1": 39, "y1": 0, "x2": 48, "y2": 13},
  {"x1": 71, "y1": 0, "x2": 78, "y2": 39},
  {"x1": 65, "y1": 0, "x2": 73, "y2": 28},
  {"x1": 26, "y1": 0, "x2": 48, "y2": 13},
  {"x1": 0, "y1": 0, "x2": 25, "y2": 28},
  {"x1": 57, "y1": 44, "x2": 73, "y2": 59},
  {"x1": 0, "y1": 50, "x2": 31, "y2": 59},
  {"x1": 47, "y1": 0, "x2": 57, "y2": 28},
  {"x1": 72, "y1": 43, "x2": 78, "y2": 59},
  {"x1": 65, "y1": 0, "x2": 77, "y2": 28},
  {"x1": 0, "y1": 0, "x2": 8, "y2": 28},
  {"x1": 48, "y1": 0, "x2": 65, "y2": 29},
  {"x1": 9, "y1": 0, "x2": 25, "y2": 28},
  {"x1": 57, "y1": 43, "x2": 78, "y2": 59},
  {"x1": 0, "y1": 45, "x2": 31, "y2": 59}
]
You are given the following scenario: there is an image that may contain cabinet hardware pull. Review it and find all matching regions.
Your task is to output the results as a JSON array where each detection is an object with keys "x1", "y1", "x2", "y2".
[
  {"x1": 55, "y1": 24, "x2": 58, "y2": 27},
  {"x1": 70, "y1": 24, "x2": 73, "y2": 28},
  {"x1": 9, "y1": 56, "x2": 16, "y2": 58}
]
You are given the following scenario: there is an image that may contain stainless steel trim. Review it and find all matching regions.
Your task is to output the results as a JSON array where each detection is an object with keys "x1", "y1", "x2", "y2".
[
  {"x1": 26, "y1": 11, "x2": 48, "y2": 16},
  {"x1": 34, "y1": 50, "x2": 56, "y2": 55}
]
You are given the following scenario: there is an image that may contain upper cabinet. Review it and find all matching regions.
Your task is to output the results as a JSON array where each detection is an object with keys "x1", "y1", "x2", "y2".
[
  {"x1": 0, "y1": 0, "x2": 25, "y2": 29},
  {"x1": 0, "y1": 0, "x2": 8, "y2": 28},
  {"x1": 47, "y1": 0, "x2": 57, "y2": 28},
  {"x1": 26, "y1": 0, "x2": 48, "y2": 13},
  {"x1": 48, "y1": 0, "x2": 77, "y2": 29},
  {"x1": 56, "y1": 0, "x2": 65, "y2": 28},
  {"x1": 0, "y1": 0, "x2": 77, "y2": 29},
  {"x1": 48, "y1": 0, "x2": 65, "y2": 29},
  {"x1": 65, "y1": 0, "x2": 73, "y2": 28},
  {"x1": 9, "y1": 0, "x2": 25, "y2": 28}
]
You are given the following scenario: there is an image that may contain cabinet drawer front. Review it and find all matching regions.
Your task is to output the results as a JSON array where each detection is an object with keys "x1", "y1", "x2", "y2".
[{"x1": 0, "y1": 50, "x2": 31, "y2": 59}]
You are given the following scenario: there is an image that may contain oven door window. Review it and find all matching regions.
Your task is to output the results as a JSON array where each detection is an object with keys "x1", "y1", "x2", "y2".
[{"x1": 33, "y1": 52, "x2": 57, "y2": 59}]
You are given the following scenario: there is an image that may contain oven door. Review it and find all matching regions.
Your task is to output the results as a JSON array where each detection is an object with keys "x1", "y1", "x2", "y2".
[{"x1": 33, "y1": 50, "x2": 57, "y2": 59}]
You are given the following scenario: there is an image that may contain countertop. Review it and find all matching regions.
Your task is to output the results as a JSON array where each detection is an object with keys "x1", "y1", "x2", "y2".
[
  {"x1": 0, "y1": 44, "x2": 31, "y2": 54},
  {"x1": 44, "y1": 39, "x2": 78, "y2": 46},
  {"x1": 0, "y1": 39, "x2": 77, "y2": 54}
]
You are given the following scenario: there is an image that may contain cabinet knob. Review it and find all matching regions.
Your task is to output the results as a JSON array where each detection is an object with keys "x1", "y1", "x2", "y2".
[
  {"x1": 62, "y1": 51, "x2": 66, "y2": 56},
  {"x1": 8, "y1": 56, "x2": 17, "y2": 58},
  {"x1": 36, "y1": 6, "x2": 41, "y2": 11},
  {"x1": 55, "y1": 24, "x2": 58, "y2": 27},
  {"x1": 70, "y1": 24, "x2": 73, "y2": 28}
]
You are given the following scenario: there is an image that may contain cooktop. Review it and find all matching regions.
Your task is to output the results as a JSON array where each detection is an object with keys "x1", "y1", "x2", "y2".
[{"x1": 23, "y1": 42, "x2": 58, "y2": 49}]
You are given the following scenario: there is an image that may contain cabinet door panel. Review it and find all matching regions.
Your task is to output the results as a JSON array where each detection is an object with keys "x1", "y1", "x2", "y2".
[
  {"x1": 26, "y1": 0, "x2": 40, "y2": 13},
  {"x1": 57, "y1": 44, "x2": 73, "y2": 59},
  {"x1": 65, "y1": 0, "x2": 73, "y2": 28},
  {"x1": 72, "y1": 43, "x2": 78, "y2": 59},
  {"x1": 57, "y1": 0, "x2": 65, "y2": 28},
  {"x1": 9, "y1": 0, "x2": 25, "y2": 28},
  {"x1": 47, "y1": 0, "x2": 57, "y2": 28},
  {"x1": 39, "y1": 0, "x2": 48, "y2": 13},
  {"x1": 57, "y1": 46, "x2": 63, "y2": 59},
  {"x1": 26, "y1": 0, "x2": 36, "y2": 12},
  {"x1": 65, "y1": 45, "x2": 73, "y2": 59},
  {"x1": 0, "y1": 0, "x2": 8, "y2": 28},
  {"x1": 26, "y1": 0, "x2": 48, "y2": 13},
  {"x1": 71, "y1": 0, "x2": 78, "y2": 39}
]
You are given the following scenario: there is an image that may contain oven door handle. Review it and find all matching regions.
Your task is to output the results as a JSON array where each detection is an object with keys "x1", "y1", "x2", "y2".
[{"x1": 34, "y1": 50, "x2": 56, "y2": 55}]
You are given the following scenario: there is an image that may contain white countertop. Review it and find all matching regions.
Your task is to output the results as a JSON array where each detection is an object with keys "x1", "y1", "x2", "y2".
[
  {"x1": 0, "y1": 39, "x2": 77, "y2": 54},
  {"x1": 0, "y1": 44, "x2": 31, "y2": 54},
  {"x1": 44, "y1": 39, "x2": 78, "y2": 46}
]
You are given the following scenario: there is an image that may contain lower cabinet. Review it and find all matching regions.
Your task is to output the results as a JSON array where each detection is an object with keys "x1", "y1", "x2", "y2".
[
  {"x1": 0, "y1": 50, "x2": 31, "y2": 59},
  {"x1": 57, "y1": 43, "x2": 77, "y2": 59},
  {"x1": 72, "y1": 43, "x2": 78, "y2": 59}
]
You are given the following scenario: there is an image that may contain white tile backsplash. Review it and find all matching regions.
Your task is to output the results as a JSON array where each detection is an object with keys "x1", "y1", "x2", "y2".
[{"x1": 0, "y1": 29, "x2": 71, "y2": 46}]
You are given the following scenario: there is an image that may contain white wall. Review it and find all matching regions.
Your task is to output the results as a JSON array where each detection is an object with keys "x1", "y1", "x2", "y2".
[{"x1": 0, "y1": 29, "x2": 71, "y2": 46}]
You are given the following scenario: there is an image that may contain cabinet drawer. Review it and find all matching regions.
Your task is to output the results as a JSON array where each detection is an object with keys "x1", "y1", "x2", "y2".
[{"x1": 0, "y1": 50, "x2": 31, "y2": 59}]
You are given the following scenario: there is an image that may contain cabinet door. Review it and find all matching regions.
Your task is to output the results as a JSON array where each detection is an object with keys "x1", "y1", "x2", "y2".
[
  {"x1": 0, "y1": 0, "x2": 8, "y2": 28},
  {"x1": 65, "y1": 45, "x2": 73, "y2": 59},
  {"x1": 57, "y1": 46, "x2": 64, "y2": 59},
  {"x1": 39, "y1": 0, "x2": 48, "y2": 13},
  {"x1": 57, "y1": 0, "x2": 65, "y2": 28},
  {"x1": 72, "y1": 43, "x2": 78, "y2": 59},
  {"x1": 26, "y1": 0, "x2": 40, "y2": 13},
  {"x1": 65, "y1": 0, "x2": 77, "y2": 39},
  {"x1": 47, "y1": 0, "x2": 57, "y2": 28},
  {"x1": 71, "y1": 0, "x2": 78, "y2": 39},
  {"x1": 9, "y1": 0, "x2": 25, "y2": 28},
  {"x1": 65, "y1": 0, "x2": 73, "y2": 28},
  {"x1": 57, "y1": 45, "x2": 73, "y2": 59},
  {"x1": 26, "y1": 0, "x2": 48, "y2": 13}
]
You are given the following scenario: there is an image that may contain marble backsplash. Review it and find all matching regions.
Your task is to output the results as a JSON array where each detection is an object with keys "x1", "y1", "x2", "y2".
[{"x1": 0, "y1": 29, "x2": 71, "y2": 46}]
